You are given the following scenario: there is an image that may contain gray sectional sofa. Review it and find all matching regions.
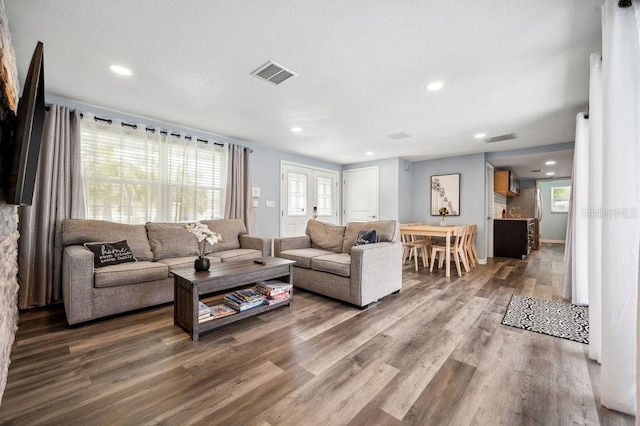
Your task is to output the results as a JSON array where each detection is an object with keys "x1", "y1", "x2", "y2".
[
  {"x1": 274, "y1": 219, "x2": 402, "y2": 308},
  {"x1": 61, "y1": 218, "x2": 270, "y2": 325}
]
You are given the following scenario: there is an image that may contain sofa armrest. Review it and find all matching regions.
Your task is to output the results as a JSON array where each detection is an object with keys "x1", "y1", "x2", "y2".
[
  {"x1": 62, "y1": 245, "x2": 95, "y2": 325},
  {"x1": 239, "y1": 235, "x2": 272, "y2": 256},
  {"x1": 350, "y1": 241, "x2": 403, "y2": 306},
  {"x1": 273, "y1": 236, "x2": 311, "y2": 257}
]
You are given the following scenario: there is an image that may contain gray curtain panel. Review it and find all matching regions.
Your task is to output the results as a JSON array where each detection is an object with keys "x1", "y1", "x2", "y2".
[
  {"x1": 224, "y1": 144, "x2": 255, "y2": 234},
  {"x1": 18, "y1": 105, "x2": 81, "y2": 309}
]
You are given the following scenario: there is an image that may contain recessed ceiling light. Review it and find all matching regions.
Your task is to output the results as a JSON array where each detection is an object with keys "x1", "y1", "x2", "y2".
[
  {"x1": 109, "y1": 64, "x2": 133, "y2": 76},
  {"x1": 426, "y1": 81, "x2": 444, "y2": 91},
  {"x1": 546, "y1": 172, "x2": 555, "y2": 176},
  {"x1": 545, "y1": 160, "x2": 556, "y2": 165},
  {"x1": 474, "y1": 133, "x2": 486, "y2": 139},
  {"x1": 291, "y1": 127, "x2": 303, "y2": 133},
  {"x1": 365, "y1": 151, "x2": 373, "y2": 156}
]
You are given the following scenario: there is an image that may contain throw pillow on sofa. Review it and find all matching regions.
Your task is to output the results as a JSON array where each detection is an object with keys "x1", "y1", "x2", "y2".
[
  {"x1": 354, "y1": 230, "x2": 377, "y2": 246},
  {"x1": 84, "y1": 240, "x2": 137, "y2": 268}
]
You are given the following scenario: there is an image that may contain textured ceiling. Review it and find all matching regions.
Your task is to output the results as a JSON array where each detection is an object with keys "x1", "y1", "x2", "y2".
[{"x1": 5, "y1": 1, "x2": 602, "y2": 167}]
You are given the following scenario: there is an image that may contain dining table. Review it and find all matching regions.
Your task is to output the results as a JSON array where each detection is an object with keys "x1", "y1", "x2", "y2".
[{"x1": 399, "y1": 224, "x2": 461, "y2": 278}]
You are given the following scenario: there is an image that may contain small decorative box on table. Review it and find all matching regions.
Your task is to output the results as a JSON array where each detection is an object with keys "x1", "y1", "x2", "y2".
[{"x1": 173, "y1": 257, "x2": 295, "y2": 340}]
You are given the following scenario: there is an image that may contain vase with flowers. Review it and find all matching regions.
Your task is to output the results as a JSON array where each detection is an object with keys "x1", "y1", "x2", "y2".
[
  {"x1": 438, "y1": 207, "x2": 449, "y2": 226},
  {"x1": 184, "y1": 221, "x2": 224, "y2": 271}
]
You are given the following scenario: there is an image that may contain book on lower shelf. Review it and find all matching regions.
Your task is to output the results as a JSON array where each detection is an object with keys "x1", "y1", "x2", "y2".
[
  {"x1": 199, "y1": 302, "x2": 237, "y2": 323},
  {"x1": 224, "y1": 290, "x2": 266, "y2": 312}
]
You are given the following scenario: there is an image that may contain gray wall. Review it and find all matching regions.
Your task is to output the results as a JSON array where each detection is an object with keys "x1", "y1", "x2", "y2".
[
  {"x1": 250, "y1": 146, "x2": 340, "y2": 238},
  {"x1": 411, "y1": 153, "x2": 487, "y2": 260},
  {"x1": 398, "y1": 159, "x2": 414, "y2": 223},
  {"x1": 539, "y1": 179, "x2": 570, "y2": 241}
]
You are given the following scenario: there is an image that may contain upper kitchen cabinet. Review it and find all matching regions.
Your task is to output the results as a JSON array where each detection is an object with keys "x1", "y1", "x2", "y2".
[{"x1": 494, "y1": 170, "x2": 520, "y2": 196}]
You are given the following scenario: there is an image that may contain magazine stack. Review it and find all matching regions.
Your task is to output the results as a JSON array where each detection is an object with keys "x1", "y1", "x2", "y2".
[
  {"x1": 224, "y1": 288, "x2": 266, "y2": 312},
  {"x1": 256, "y1": 280, "x2": 293, "y2": 305}
]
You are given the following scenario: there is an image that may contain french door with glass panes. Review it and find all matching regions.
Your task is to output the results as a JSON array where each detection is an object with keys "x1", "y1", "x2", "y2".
[{"x1": 280, "y1": 162, "x2": 339, "y2": 237}]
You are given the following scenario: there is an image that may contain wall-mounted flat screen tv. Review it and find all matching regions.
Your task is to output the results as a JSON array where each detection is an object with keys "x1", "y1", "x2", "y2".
[{"x1": 2, "y1": 41, "x2": 45, "y2": 206}]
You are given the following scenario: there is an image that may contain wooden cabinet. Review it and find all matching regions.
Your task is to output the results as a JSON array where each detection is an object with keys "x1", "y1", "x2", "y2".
[
  {"x1": 494, "y1": 219, "x2": 533, "y2": 259},
  {"x1": 494, "y1": 170, "x2": 520, "y2": 196}
]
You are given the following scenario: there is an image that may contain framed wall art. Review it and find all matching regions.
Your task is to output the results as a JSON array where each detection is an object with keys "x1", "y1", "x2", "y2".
[{"x1": 430, "y1": 173, "x2": 460, "y2": 216}]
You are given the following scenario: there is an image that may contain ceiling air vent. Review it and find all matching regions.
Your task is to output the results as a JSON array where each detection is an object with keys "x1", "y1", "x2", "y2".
[
  {"x1": 484, "y1": 133, "x2": 517, "y2": 143},
  {"x1": 251, "y1": 61, "x2": 297, "y2": 85},
  {"x1": 387, "y1": 131, "x2": 412, "y2": 140}
]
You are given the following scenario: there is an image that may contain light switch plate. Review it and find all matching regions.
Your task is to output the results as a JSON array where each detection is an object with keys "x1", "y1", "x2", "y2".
[
  {"x1": 252, "y1": 199, "x2": 259, "y2": 208},
  {"x1": 252, "y1": 187, "x2": 261, "y2": 197},
  {"x1": 265, "y1": 200, "x2": 276, "y2": 208}
]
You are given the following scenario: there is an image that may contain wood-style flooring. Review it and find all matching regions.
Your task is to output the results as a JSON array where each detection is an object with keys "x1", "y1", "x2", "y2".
[{"x1": 0, "y1": 244, "x2": 635, "y2": 425}]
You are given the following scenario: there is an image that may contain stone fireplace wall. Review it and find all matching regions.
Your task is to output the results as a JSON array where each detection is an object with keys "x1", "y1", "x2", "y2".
[{"x1": 0, "y1": 0, "x2": 20, "y2": 405}]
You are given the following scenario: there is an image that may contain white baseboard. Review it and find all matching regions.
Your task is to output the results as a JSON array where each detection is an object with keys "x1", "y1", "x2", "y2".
[
  {"x1": 540, "y1": 239, "x2": 565, "y2": 244},
  {"x1": 478, "y1": 258, "x2": 487, "y2": 265}
]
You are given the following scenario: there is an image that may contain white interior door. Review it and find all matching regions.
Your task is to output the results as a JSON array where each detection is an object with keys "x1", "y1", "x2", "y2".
[
  {"x1": 343, "y1": 167, "x2": 379, "y2": 223},
  {"x1": 280, "y1": 163, "x2": 339, "y2": 237}
]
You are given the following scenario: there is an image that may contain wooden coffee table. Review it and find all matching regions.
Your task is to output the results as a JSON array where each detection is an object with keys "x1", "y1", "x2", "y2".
[{"x1": 173, "y1": 257, "x2": 295, "y2": 340}]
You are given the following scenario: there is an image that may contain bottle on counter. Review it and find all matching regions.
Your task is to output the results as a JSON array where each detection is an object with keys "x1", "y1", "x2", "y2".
[{"x1": 501, "y1": 209, "x2": 506, "y2": 218}]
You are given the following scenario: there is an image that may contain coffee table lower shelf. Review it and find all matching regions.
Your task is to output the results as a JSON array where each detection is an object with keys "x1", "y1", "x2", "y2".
[
  {"x1": 172, "y1": 257, "x2": 295, "y2": 340},
  {"x1": 185, "y1": 299, "x2": 292, "y2": 339}
]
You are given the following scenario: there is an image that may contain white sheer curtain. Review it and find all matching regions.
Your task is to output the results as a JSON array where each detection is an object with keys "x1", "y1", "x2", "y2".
[
  {"x1": 80, "y1": 113, "x2": 227, "y2": 224},
  {"x1": 566, "y1": 1, "x2": 639, "y2": 414},
  {"x1": 563, "y1": 114, "x2": 589, "y2": 305},
  {"x1": 587, "y1": 53, "x2": 603, "y2": 364},
  {"x1": 599, "y1": 0, "x2": 639, "y2": 415}
]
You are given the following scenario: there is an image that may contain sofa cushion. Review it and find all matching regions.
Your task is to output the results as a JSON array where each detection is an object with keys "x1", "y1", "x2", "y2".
[
  {"x1": 156, "y1": 256, "x2": 222, "y2": 273},
  {"x1": 84, "y1": 240, "x2": 137, "y2": 268},
  {"x1": 201, "y1": 219, "x2": 246, "y2": 253},
  {"x1": 209, "y1": 249, "x2": 262, "y2": 262},
  {"x1": 146, "y1": 223, "x2": 199, "y2": 260},
  {"x1": 62, "y1": 219, "x2": 154, "y2": 261},
  {"x1": 279, "y1": 248, "x2": 336, "y2": 269},
  {"x1": 311, "y1": 253, "x2": 351, "y2": 277},
  {"x1": 94, "y1": 261, "x2": 169, "y2": 288},
  {"x1": 305, "y1": 219, "x2": 345, "y2": 253},
  {"x1": 342, "y1": 220, "x2": 398, "y2": 253}
]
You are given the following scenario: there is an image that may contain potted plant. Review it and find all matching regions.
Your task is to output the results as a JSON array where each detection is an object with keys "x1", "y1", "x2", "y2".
[
  {"x1": 438, "y1": 207, "x2": 449, "y2": 226},
  {"x1": 184, "y1": 221, "x2": 224, "y2": 271}
]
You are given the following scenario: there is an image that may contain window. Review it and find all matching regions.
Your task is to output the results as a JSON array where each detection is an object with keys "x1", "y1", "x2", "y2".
[
  {"x1": 287, "y1": 172, "x2": 307, "y2": 216},
  {"x1": 551, "y1": 186, "x2": 570, "y2": 213},
  {"x1": 80, "y1": 114, "x2": 227, "y2": 224},
  {"x1": 316, "y1": 176, "x2": 332, "y2": 216}
]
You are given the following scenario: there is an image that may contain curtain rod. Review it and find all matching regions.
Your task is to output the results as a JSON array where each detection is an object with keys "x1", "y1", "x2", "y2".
[{"x1": 79, "y1": 112, "x2": 226, "y2": 148}]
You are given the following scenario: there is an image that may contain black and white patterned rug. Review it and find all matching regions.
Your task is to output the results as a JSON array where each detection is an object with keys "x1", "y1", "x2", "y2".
[{"x1": 501, "y1": 295, "x2": 589, "y2": 344}]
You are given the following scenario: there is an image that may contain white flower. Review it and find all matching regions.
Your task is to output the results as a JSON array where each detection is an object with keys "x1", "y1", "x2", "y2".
[{"x1": 184, "y1": 221, "x2": 224, "y2": 257}]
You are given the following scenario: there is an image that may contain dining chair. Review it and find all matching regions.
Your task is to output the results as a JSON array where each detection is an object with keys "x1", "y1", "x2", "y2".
[
  {"x1": 430, "y1": 225, "x2": 469, "y2": 277},
  {"x1": 465, "y1": 224, "x2": 479, "y2": 268},
  {"x1": 400, "y1": 223, "x2": 430, "y2": 271}
]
